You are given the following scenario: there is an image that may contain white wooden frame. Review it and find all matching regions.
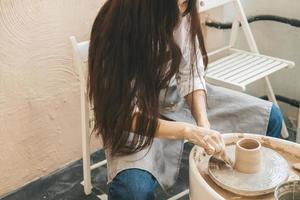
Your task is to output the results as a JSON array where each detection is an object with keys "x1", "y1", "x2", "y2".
[
  {"x1": 70, "y1": 36, "x2": 107, "y2": 195},
  {"x1": 198, "y1": 0, "x2": 295, "y2": 138}
]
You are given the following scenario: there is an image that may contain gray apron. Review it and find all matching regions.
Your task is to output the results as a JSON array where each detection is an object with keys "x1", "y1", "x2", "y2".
[{"x1": 105, "y1": 83, "x2": 272, "y2": 189}]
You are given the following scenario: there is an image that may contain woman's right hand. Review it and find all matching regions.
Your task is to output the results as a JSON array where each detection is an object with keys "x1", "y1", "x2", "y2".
[
  {"x1": 184, "y1": 124, "x2": 225, "y2": 156},
  {"x1": 154, "y1": 119, "x2": 225, "y2": 156}
]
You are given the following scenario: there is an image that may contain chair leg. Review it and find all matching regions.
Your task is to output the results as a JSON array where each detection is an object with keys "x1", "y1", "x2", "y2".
[
  {"x1": 81, "y1": 97, "x2": 92, "y2": 195},
  {"x1": 281, "y1": 120, "x2": 290, "y2": 139},
  {"x1": 167, "y1": 189, "x2": 189, "y2": 200},
  {"x1": 80, "y1": 88, "x2": 93, "y2": 195},
  {"x1": 264, "y1": 76, "x2": 289, "y2": 138},
  {"x1": 297, "y1": 107, "x2": 300, "y2": 143},
  {"x1": 82, "y1": 129, "x2": 92, "y2": 194}
]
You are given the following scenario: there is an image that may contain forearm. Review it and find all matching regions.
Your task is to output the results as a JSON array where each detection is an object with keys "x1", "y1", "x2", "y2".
[
  {"x1": 155, "y1": 119, "x2": 192, "y2": 140},
  {"x1": 185, "y1": 89, "x2": 210, "y2": 128},
  {"x1": 156, "y1": 118, "x2": 223, "y2": 156},
  {"x1": 131, "y1": 113, "x2": 192, "y2": 140},
  {"x1": 132, "y1": 113, "x2": 202, "y2": 141},
  {"x1": 131, "y1": 112, "x2": 224, "y2": 156}
]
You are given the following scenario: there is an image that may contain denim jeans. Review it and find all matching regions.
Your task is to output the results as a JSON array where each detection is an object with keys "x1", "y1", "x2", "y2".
[
  {"x1": 108, "y1": 169, "x2": 158, "y2": 200},
  {"x1": 108, "y1": 105, "x2": 283, "y2": 200},
  {"x1": 266, "y1": 104, "x2": 283, "y2": 138}
]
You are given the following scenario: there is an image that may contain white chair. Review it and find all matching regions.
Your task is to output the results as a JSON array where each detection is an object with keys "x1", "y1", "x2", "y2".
[
  {"x1": 70, "y1": 36, "x2": 107, "y2": 195},
  {"x1": 199, "y1": 0, "x2": 295, "y2": 138}
]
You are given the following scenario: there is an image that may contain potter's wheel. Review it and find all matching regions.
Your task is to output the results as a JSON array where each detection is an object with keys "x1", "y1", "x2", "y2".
[{"x1": 208, "y1": 145, "x2": 289, "y2": 196}]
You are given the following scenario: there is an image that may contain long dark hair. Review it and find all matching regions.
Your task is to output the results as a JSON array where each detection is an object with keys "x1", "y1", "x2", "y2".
[{"x1": 88, "y1": 0, "x2": 207, "y2": 156}]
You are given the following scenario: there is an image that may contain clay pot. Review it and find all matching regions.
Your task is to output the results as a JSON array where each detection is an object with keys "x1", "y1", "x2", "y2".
[{"x1": 235, "y1": 138, "x2": 261, "y2": 174}]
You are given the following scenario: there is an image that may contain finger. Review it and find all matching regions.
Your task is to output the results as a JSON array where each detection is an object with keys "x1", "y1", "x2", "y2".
[
  {"x1": 204, "y1": 135, "x2": 221, "y2": 154},
  {"x1": 200, "y1": 135, "x2": 215, "y2": 155},
  {"x1": 203, "y1": 135, "x2": 219, "y2": 155},
  {"x1": 211, "y1": 133, "x2": 222, "y2": 147},
  {"x1": 220, "y1": 135, "x2": 226, "y2": 154},
  {"x1": 191, "y1": 134, "x2": 209, "y2": 150},
  {"x1": 211, "y1": 133, "x2": 224, "y2": 154},
  {"x1": 219, "y1": 136, "x2": 226, "y2": 152},
  {"x1": 205, "y1": 143, "x2": 215, "y2": 155}
]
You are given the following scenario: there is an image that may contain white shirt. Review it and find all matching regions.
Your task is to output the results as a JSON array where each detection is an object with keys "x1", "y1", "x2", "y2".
[{"x1": 173, "y1": 15, "x2": 206, "y2": 98}]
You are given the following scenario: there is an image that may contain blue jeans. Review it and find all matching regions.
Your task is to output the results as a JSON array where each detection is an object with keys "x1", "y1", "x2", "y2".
[
  {"x1": 108, "y1": 169, "x2": 158, "y2": 200},
  {"x1": 108, "y1": 105, "x2": 283, "y2": 200},
  {"x1": 266, "y1": 104, "x2": 283, "y2": 138}
]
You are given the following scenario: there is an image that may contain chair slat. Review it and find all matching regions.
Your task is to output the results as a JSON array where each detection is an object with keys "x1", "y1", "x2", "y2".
[
  {"x1": 238, "y1": 63, "x2": 288, "y2": 85},
  {"x1": 221, "y1": 57, "x2": 271, "y2": 80},
  {"x1": 205, "y1": 75, "x2": 245, "y2": 91},
  {"x1": 208, "y1": 53, "x2": 249, "y2": 74},
  {"x1": 212, "y1": 55, "x2": 261, "y2": 78},
  {"x1": 208, "y1": 52, "x2": 241, "y2": 69},
  {"x1": 231, "y1": 60, "x2": 281, "y2": 83},
  {"x1": 206, "y1": 51, "x2": 293, "y2": 90}
]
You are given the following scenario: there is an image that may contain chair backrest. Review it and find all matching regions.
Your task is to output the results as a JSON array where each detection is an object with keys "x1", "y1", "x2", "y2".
[
  {"x1": 70, "y1": 36, "x2": 90, "y2": 93},
  {"x1": 198, "y1": 0, "x2": 234, "y2": 12},
  {"x1": 70, "y1": 36, "x2": 91, "y2": 134},
  {"x1": 198, "y1": 0, "x2": 259, "y2": 54}
]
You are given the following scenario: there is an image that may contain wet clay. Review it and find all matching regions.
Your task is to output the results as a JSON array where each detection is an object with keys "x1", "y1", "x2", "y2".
[
  {"x1": 208, "y1": 145, "x2": 289, "y2": 196},
  {"x1": 234, "y1": 138, "x2": 262, "y2": 174},
  {"x1": 197, "y1": 144, "x2": 300, "y2": 200}
]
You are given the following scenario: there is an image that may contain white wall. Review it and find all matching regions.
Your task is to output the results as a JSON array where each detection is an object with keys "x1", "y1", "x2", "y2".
[{"x1": 0, "y1": 0, "x2": 103, "y2": 196}]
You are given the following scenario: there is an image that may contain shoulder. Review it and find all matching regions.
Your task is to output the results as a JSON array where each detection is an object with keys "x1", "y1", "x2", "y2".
[
  {"x1": 174, "y1": 16, "x2": 192, "y2": 55},
  {"x1": 174, "y1": 15, "x2": 190, "y2": 43}
]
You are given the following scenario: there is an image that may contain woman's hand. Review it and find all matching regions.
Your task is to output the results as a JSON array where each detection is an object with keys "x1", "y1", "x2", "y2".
[
  {"x1": 184, "y1": 124, "x2": 225, "y2": 156},
  {"x1": 154, "y1": 119, "x2": 225, "y2": 156}
]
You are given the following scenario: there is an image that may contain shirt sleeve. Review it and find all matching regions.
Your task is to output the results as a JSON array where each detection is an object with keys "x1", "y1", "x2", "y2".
[{"x1": 174, "y1": 18, "x2": 206, "y2": 97}]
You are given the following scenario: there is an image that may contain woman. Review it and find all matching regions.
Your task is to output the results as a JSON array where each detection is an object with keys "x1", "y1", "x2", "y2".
[{"x1": 88, "y1": 0, "x2": 283, "y2": 199}]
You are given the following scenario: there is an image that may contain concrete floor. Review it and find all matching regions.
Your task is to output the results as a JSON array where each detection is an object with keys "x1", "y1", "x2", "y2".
[
  {"x1": 1, "y1": 117, "x2": 297, "y2": 200},
  {"x1": 1, "y1": 143, "x2": 194, "y2": 200}
]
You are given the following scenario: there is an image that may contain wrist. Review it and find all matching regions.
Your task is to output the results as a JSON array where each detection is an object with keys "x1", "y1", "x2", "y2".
[
  {"x1": 182, "y1": 123, "x2": 196, "y2": 140},
  {"x1": 197, "y1": 119, "x2": 211, "y2": 129},
  {"x1": 182, "y1": 123, "x2": 205, "y2": 143}
]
